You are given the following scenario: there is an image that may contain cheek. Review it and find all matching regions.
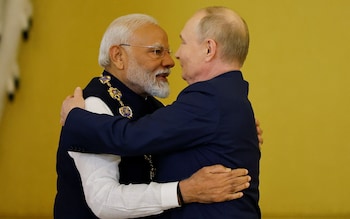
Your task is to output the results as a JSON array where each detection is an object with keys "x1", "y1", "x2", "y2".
[
  {"x1": 181, "y1": 48, "x2": 190, "y2": 59},
  {"x1": 136, "y1": 59, "x2": 160, "y2": 72},
  {"x1": 177, "y1": 45, "x2": 191, "y2": 59},
  {"x1": 181, "y1": 61, "x2": 190, "y2": 78}
]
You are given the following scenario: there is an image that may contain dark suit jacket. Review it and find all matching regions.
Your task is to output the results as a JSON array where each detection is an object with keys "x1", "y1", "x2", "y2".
[{"x1": 64, "y1": 71, "x2": 261, "y2": 219}]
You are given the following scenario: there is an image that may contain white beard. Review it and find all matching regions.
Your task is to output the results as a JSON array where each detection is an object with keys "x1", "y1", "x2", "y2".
[{"x1": 126, "y1": 59, "x2": 170, "y2": 98}]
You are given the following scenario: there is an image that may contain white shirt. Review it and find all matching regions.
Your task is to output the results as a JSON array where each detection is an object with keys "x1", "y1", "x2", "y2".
[{"x1": 68, "y1": 96, "x2": 179, "y2": 219}]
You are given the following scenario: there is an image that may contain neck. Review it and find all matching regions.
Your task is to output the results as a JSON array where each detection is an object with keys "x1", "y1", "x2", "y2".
[{"x1": 188, "y1": 61, "x2": 241, "y2": 84}]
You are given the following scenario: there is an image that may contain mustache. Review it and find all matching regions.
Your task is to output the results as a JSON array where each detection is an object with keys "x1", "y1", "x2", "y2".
[{"x1": 155, "y1": 69, "x2": 171, "y2": 77}]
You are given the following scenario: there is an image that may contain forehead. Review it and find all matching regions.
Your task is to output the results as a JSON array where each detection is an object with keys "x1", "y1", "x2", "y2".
[
  {"x1": 132, "y1": 23, "x2": 169, "y2": 46},
  {"x1": 180, "y1": 12, "x2": 204, "y2": 40}
]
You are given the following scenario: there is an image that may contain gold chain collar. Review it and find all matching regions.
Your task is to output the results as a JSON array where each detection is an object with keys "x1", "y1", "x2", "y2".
[
  {"x1": 99, "y1": 74, "x2": 156, "y2": 181},
  {"x1": 99, "y1": 75, "x2": 133, "y2": 119}
]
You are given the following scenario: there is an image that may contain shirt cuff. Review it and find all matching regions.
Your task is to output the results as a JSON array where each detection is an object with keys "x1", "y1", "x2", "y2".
[{"x1": 160, "y1": 181, "x2": 180, "y2": 208}]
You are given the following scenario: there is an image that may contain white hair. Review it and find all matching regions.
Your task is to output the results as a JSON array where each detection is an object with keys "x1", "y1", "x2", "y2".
[{"x1": 98, "y1": 14, "x2": 158, "y2": 67}]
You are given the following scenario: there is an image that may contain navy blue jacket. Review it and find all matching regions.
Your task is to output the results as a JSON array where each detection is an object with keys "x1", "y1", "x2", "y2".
[
  {"x1": 54, "y1": 71, "x2": 163, "y2": 219},
  {"x1": 63, "y1": 71, "x2": 261, "y2": 219}
]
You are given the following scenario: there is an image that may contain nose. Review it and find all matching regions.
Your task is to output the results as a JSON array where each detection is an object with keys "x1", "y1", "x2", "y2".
[{"x1": 162, "y1": 53, "x2": 175, "y2": 68}]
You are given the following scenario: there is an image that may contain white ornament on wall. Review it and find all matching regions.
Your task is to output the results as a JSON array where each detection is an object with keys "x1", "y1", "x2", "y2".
[{"x1": 0, "y1": 0, "x2": 32, "y2": 122}]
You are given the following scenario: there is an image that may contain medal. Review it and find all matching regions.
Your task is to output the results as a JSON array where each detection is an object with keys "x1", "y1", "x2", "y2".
[{"x1": 119, "y1": 106, "x2": 133, "y2": 119}]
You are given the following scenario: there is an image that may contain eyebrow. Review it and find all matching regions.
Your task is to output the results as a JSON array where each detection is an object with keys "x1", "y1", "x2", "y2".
[
  {"x1": 149, "y1": 43, "x2": 169, "y2": 49},
  {"x1": 151, "y1": 42, "x2": 163, "y2": 47}
]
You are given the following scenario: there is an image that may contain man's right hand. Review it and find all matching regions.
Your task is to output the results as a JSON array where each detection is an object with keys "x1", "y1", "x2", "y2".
[{"x1": 179, "y1": 165, "x2": 251, "y2": 204}]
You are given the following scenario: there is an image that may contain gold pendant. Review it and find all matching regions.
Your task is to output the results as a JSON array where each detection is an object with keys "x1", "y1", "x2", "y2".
[
  {"x1": 108, "y1": 87, "x2": 122, "y2": 100},
  {"x1": 119, "y1": 106, "x2": 133, "y2": 119}
]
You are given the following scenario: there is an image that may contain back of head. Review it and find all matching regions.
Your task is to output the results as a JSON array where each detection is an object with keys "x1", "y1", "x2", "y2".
[
  {"x1": 196, "y1": 6, "x2": 249, "y2": 66},
  {"x1": 98, "y1": 14, "x2": 158, "y2": 68}
]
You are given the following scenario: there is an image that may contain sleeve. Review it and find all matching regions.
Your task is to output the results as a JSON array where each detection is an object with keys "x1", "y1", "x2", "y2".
[
  {"x1": 70, "y1": 96, "x2": 179, "y2": 219},
  {"x1": 68, "y1": 151, "x2": 179, "y2": 219},
  {"x1": 65, "y1": 87, "x2": 218, "y2": 156}
]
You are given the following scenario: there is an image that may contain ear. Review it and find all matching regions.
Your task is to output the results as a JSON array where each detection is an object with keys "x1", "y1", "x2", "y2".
[
  {"x1": 109, "y1": 45, "x2": 125, "y2": 69},
  {"x1": 205, "y1": 39, "x2": 217, "y2": 61}
]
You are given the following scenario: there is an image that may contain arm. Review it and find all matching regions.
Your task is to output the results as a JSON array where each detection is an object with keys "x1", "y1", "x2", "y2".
[
  {"x1": 76, "y1": 97, "x2": 250, "y2": 218},
  {"x1": 70, "y1": 151, "x2": 250, "y2": 219},
  {"x1": 61, "y1": 87, "x2": 264, "y2": 155},
  {"x1": 62, "y1": 86, "x2": 217, "y2": 155},
  {"x1": 69, "y1": 151, "x2": 178, "y2": 219}
]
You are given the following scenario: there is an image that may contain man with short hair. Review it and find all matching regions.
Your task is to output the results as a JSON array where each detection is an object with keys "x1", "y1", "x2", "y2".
[{"x1": 55, "y1": 13, "x2": 254, "y2": 219}]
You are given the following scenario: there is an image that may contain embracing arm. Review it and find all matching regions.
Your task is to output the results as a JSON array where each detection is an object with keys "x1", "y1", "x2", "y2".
[
  {"x1": 62, "y1": 87, "x2": 217, "y2": 155},
  {"x1": 72, "y1": 96, "x2": 250, "y2": 218},
  {"x1": 61, "y1": 87, "x2": 264, "y2": 155},
  {"x1": 69, "y1": 151, "x2": 250, "y2": 219}
]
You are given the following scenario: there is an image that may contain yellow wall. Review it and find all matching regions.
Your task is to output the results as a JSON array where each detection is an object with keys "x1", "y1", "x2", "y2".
[{"x1": 0, "y1": 0, "x2": 349, "y2": 217}]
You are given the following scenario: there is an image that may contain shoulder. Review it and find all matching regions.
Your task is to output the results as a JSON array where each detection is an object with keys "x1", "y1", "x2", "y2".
[
  {"x1": 85, "y1": 96, "x2": 113, "y2": 115},
  {"x1": 83, "y1": 77, "x2": 108, "y2": 99}
]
